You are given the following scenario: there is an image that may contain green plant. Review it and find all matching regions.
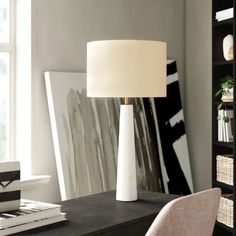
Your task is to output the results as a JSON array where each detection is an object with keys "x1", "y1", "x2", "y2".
[{"x1": 215, "y1": 75, "x2": 233, "y2": 122}]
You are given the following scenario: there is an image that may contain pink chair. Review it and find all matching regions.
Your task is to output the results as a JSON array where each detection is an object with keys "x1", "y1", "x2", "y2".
[{"x1": 146, "y1": 188, "x2": 221, "y2": 236}]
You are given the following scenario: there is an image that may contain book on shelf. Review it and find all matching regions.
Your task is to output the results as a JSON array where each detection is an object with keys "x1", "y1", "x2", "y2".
[
  {"x1": 215, "y1": 8, "x2": 233, "y2": 21},
  {"x1": 223, "y1": 110, "x2": 227, "y2": 142},
  {"x1": 218, "y1": 110, "x2": 222, "y2": 142},
  {"x1": 224, "y1": 110, "x2": 229, "y2": 142},
  {"x1": 221, "y1": 98, "x2": 233, "y2": 103},
  {"x1": 218, "y1": 110, "x2": 224, "y2": 142},
  {"x1": 0, "y1": 213, "x2": 66, "y2": 236},
  {"x1": 218, "y1": 109, "x2": 233, "y2": 143},
  {"x1": 226, "y1": 109, "x2": 233, "y2": 142},
  {"x1": 0, "y1": 199, "x2": 62, "y2": 229}
]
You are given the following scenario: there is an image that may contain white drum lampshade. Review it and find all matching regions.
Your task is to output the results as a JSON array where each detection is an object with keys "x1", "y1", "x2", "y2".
[{"x1": 87, "y1": 40, "x2": 167, "y2": 201}]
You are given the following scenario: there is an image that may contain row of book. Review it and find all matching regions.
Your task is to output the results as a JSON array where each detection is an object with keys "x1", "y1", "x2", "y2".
[
  {"x1": 215, "y1": 8, "x2": 233, "y2": 22},
  {"x1": 0, "y1": 199, "x2": 66, "y2": 235},
  {"x1": 218, "y1": 109, "x2": 233, "y2": 143}
]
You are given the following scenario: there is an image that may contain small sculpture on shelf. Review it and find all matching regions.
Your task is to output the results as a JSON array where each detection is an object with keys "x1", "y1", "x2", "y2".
[{"x1": 223, "y1": 35, "x2": 234, "y2": 61}]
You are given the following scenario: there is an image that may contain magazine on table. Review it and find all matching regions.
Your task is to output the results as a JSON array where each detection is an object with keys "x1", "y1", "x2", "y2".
[
  {"x1": 0, "y1": 199, "x2": 62, "y2": 229},
  {"x1": 0, "y1": 213, "x2": 66, "y2": 236}
]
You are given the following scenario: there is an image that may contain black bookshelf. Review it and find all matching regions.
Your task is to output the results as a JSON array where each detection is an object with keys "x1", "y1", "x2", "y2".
[{"x1": 212, "y1": 0, "x2": 235, "y2": 235}]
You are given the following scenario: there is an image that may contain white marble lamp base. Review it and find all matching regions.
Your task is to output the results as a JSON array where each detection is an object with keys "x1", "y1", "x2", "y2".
[{"x1": 116, "y1": 105, "x2": 137, "y2": 202}]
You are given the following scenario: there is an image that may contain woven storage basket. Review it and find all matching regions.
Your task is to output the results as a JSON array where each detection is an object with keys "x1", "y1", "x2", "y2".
[
  {"x1": 216, "y1": 155, "x2": 233, "y2": 186},
  {"x1": 217, "y1": 195, "x2": 233, "y2": 228}
]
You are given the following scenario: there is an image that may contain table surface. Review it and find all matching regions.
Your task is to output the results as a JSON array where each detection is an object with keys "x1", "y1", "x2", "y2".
[{"x1": 15, "y1": 191, "x2": 178, "y2": 236}]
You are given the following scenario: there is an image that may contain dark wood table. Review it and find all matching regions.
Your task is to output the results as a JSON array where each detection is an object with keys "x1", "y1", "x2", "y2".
[{"x1": 16, "y1": 191, "x2": 178, "y2": 236}]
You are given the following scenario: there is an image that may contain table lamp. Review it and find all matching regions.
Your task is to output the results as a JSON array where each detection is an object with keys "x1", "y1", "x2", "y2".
[{"x1": 87, "y1": 40, "x2": 166, "y2": 201}]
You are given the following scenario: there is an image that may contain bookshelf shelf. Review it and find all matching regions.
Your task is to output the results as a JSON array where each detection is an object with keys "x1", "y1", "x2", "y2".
[
  {"x1": 214, "y1": 180, "x2": 234, "y2": 191},
  {"x1": 214, "y1": 102, "x2": 234, "y2": 107},
  {"x1": 214, "y1": 61, "x2": 234, "y2": 66},
  {"x1": 214, "y1": 141, "x2": 234, "y2": 149},
  {"x1": 213, "y1": 18, "x2": 234, "y2": 27},
  {"x1": 212, "y1": 1, "x2": 235, "y2": 235}
]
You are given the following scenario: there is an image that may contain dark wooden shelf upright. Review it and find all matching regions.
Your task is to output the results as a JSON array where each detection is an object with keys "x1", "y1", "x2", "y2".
[{"x1": 212, "y1": 0, "x2": 235, "y2": 235}]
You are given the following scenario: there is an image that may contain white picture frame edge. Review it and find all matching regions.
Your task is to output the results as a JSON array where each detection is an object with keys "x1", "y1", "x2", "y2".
[{"x1": 44, "y1": 71, "x2": 87, "y2": 200}]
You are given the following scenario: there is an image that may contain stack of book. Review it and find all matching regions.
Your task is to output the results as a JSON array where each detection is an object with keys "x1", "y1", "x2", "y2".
[
  {"x1": 218, "y1": 109, "x2": 233, "y2": 143},
  {"x1": 222, "y1": 90, "x2": 233, "y2": 103},
  {"x1": 215, "y1": 8, "x2": 233, "y2": 21},
  {"x1": 0, "y1": 199, "x2": 66, "y2": 235}
]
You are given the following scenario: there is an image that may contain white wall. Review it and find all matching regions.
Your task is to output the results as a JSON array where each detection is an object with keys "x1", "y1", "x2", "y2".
[
  {"x1": 185, "y1": 0, "x2": 212, "y2": 191},
  {"x1": 23, "y1": 0, "x2": 185, "y2": 202}
]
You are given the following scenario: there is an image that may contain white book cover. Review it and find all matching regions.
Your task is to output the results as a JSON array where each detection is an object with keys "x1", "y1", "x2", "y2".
[
  {"x1": 216, "y1": 7, "x2": 233, "y2": 15},
  {"x1": 218, "y1": 110, "x2": 222, "y2": 142},
  {"x1": 224, "y1": 110, "x2": 229, "y2": 142},
  {"x1": 223, "y1": 110, "x2": 227, "y2": 142},
  {"x1": 216, "y1": 15, "x2": 233, "y2": 22},
  {"x1": 226, "y1": 110, "x2": 234, "y2": 142},
  {"x1": 0, "y1": 199, "x2": 62, "y2": 229},
  {"x1": 220, "y1": 110, "x2": 224, "y2": 142},
  {"x1": 216, "y1": 8, "x2": 233, "y2": 19},
  {"x1": 0, "y1": 213, "x2": 66, "y2": 236},
  {"x1": 221, "y1": 110, "x2": 225, "y2": 142}
]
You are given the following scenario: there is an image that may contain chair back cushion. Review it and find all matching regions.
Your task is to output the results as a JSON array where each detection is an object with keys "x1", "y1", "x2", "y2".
[{"x1": 146, "y1": 188, "x2": 221, "y2": 236}]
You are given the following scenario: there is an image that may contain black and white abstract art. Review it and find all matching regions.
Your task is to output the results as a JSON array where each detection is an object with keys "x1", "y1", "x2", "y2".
[
  {"x1": 152, "y1": 60, "x2": 194, "y2": 195},
  {"x1": 45, "y1": 72, "x2": 163, "y2": 200}
]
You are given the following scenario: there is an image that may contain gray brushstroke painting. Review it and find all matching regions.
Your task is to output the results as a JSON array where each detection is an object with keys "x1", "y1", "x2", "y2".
[{"x1": 45, "y1": 72, "x2": 162, "y2": 200}]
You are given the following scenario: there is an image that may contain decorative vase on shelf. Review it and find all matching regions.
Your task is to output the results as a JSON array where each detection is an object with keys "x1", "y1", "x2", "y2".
[{"x1": 223, "y1": 35, "x2": 234, "y2": 61}]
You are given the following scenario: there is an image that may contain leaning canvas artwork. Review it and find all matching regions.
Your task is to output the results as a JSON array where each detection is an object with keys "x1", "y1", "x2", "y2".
[
  {"x1": 45, "y1": 72, "x2": 162, "y2": 200},
  {"x1": 153, "y1": 60, "x2": 194, "y2": 195}
]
